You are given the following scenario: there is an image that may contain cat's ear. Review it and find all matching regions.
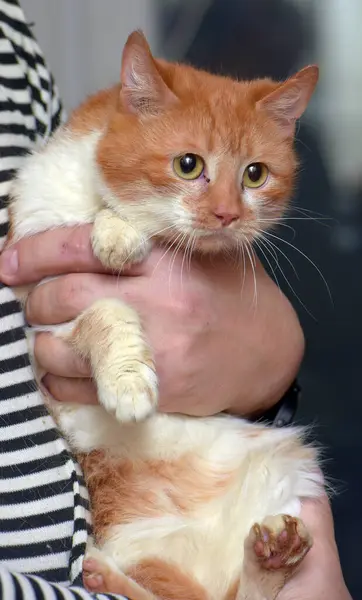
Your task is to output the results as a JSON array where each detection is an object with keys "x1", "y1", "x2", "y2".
[
  {"x1": 120, "y1": 30, "x2": 178, "y2": 115},
  {"x1": 257, "y1": 65, "x2": 319, "y2": 136}
]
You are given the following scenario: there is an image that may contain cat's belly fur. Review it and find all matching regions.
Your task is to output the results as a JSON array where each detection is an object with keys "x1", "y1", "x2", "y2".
[{"x1": 56, "y1": 403, "x2": 322, "y2": 598}]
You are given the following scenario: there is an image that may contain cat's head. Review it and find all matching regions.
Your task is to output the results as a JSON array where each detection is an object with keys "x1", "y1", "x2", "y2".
[{"x1": 97, "y1": 30, "x2": 318, "y2": 254}]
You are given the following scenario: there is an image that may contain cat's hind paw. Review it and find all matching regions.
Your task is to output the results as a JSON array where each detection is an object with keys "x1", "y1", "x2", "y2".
[
  {"x1": 83, "y1": 553, "x2": 156, "y2": 599},
  {"x1": 248, "y1": 514, "x2": 312, "y2": 571}
]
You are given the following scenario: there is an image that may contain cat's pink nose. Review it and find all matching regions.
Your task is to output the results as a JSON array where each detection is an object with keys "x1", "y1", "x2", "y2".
[{"x1": 213, "y1": 211, "x2": 240, "y2": 227}]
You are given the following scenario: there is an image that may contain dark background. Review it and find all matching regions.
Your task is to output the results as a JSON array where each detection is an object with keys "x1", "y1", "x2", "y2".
[{"x1": 159, "y1": 1, "x2": 361, "y2": 596}]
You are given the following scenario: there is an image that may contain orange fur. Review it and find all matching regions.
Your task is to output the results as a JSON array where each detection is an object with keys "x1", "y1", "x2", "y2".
[
  {"x1": 79, "y1": 450, "x2": 236, "y2": 544},
  {"x1": 126, "y1": 558, "x2": 209, "y2": 600}
]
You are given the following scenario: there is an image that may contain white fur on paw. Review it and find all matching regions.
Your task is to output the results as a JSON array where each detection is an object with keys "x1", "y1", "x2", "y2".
[
  {"x1": 97, "y1": 364, "x2": 158, "y2": 423},
  {"x1": 93, "y1": 236, "x2": 149, "y2": 270},
  {"x1": 91, "y1": 211, "x2": 150, "y2": 270}
]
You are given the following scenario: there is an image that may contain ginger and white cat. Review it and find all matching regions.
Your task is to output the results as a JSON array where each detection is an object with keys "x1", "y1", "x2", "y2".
[{"x1": 8, "y1": 31, "x2": 323, "y2": 600}]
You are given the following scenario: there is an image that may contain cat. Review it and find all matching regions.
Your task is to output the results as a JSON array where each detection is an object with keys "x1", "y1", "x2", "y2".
[{"x1": 8, "y1": 30, "x2": 323, "y2": 600}]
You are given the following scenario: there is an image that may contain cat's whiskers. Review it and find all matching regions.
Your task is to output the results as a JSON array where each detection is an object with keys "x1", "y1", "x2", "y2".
[
  {"x1": 151, "y1": 229, "x2": 185, "y2": 279},
  {"x1": 168, "y1": 230, "x2": 189, "y2": 298},
  {"x1": 112, "y1": 224, "x2": 179, "y2": 281},
  {"x1": 242, "y1": 237, "x2": 258, "y2": 308},
  {"x1": 259, "y1": 233, "x2": 299, "y2": 280},
  {"x1": 253, "y1": 237, "x2": 282, "y2": 296},
  {"x1": 188, "y1": 232, "x2": 198, "y2": 271},
  {"x1": 237, "y1": 238, "x2": 247, "y2": 300},
  {"x1": 256, "y1": 234, "x2": 316, "y2": 319},
  {"x1": 263, "y1": 229, "x2": 333, "y2": 304},
  {"x1": 290, "y1": 206, "x2": 334, "y2": 228},
  {"x1": 257, "y1": 219, "x2": 296, "y2": 237},
  {"x1": 180, "y1": 233, "x2": 192, "y2": 291}
]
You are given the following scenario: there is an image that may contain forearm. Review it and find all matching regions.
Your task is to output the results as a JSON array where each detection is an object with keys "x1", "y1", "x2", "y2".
[
  {"x1": 280, "y1": 495, "x2": 352, "y2": 600},
  {"x1": 0, "y1": 566, "x2": 127, "y2": 600}
]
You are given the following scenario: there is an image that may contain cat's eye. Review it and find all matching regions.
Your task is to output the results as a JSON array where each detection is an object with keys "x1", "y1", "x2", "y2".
[
  {"x1": 173, "y1": 153, "x2": 204, "y2": 180},
  {"x1": 242, "y1": 163, "x2": 269, "y2": 188}
]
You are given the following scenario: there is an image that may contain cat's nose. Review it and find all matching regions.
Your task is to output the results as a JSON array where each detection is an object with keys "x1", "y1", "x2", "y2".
[{"x1": 213, "y1": 211, "x2": 240, "y2": 227}]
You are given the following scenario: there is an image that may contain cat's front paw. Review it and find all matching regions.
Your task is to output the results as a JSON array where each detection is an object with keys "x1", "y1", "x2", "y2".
[
  {"x1": 248, "y1": 514, "x2": 312, "y2": 571},
  {"x1": 92, "y1": 208, "x2": 150, "y2": 270},
  {"x1": 97, "y1": 361, "x2": 158, "y2": 424}
]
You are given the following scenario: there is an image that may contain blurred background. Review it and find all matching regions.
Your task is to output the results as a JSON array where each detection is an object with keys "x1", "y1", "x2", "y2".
[{"x1": 23, "y1": 0, "x2": 361, "y2": 596}]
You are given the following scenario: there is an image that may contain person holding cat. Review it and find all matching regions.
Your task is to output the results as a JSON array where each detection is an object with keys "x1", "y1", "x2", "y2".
[{"x1": 0, "y1": 1, "x2": 350, "y2": 599}]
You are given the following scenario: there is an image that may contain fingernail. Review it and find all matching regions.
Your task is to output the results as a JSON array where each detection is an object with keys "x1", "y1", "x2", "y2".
[{"x1": 0, "y1": 248, "x2": 18, "y2": 277}]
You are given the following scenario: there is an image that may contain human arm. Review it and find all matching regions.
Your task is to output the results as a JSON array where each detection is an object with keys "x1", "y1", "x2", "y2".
[{"x1": 280, "y1": 494, "x2": 352, "y2": 600}]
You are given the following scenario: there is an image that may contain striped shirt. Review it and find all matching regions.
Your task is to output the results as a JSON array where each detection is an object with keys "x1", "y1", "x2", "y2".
[{"x1": 0, "y1": 1, "x2": 125, "y2": 598}]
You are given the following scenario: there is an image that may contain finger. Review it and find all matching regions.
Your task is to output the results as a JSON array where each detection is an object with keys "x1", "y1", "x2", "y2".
[
  {"x1": 0, "y1": 225, "x2": 151, "y2": 286},
  {"x1": 0, "y1": 225, "x2": 106, "y2": 285},
  {"x1": 42, "y1": 374, "x2": 98, "y2": 405},
  {"x1": 26, "y1": 273, "x2": 134, "y2": 325},
  {"x1": 35, "y1": 333, "x2": 91, "y2": 378}
]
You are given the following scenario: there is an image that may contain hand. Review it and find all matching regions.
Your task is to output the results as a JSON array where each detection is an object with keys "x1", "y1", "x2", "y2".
[
  {"x1": 0, "y1": 225, "x2": 304, "y2": 416},
  {"x1": 280, "y1": 495, "x2": 351, "y2": 600}
]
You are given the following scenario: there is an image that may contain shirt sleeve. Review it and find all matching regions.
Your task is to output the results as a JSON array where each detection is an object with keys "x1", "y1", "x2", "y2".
[
  {"x1": 0, "y1": 566, "x2": 127, "y2": 600},
  {"x1": 0, "y1": 0, "x2": 88, "y2": 586}
]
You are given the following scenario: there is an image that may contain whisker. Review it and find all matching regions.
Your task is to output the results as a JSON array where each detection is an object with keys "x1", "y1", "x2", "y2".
[
  {"x1": 257, "y1": 237, "x2": 316, "y2": 320},
  {"x1": 168, "y1": 231, "x2": 188, "y2": 297},
  {"x1": 253, "y1": 238, "x2": 282, "y2": 295},
  {"x1": 263, "y1": 230, "x2": 333, "y2": 304},
  {"x1": 291, "y1": 206, "x2": 335, "y2": 228},
  {"x1": 151, "y1": 230, "x2": 184, "y2": 278},
  {"x1": 114, "y1": 223, "x2": 178, "y2": 272},
  {"x1": 180, "y1": 233, "x2": 193, "y2": 291},
  {"x1": 257, "y1": 220, "x2": 297, "y2": 236},
  {"x1": 259, "y1": 234, "x2": 299, "y2": 280},
  {"x1": 243, "y1": 237, "x2": 258, "y2": 308}
]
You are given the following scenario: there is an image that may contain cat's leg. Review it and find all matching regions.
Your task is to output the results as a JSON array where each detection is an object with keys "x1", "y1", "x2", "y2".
[
  {"x1": 58, "y1": 208, "x2": 157, "y2": 422},
  {"x1": 65, "y1": 297, "x2": 157, "y2": 422},
  {"x1": 83, "y1": 550, "x2": 209, "y2": 600},
  {"x1": 92, "y1": 208, "x2": 151, "y2": 270},
  {"x1": 83, "y1": 550, "x2": 158, "y2": 600},
  {"x1": 236, "y1": 514, "x2": 312, "y2": 600}
]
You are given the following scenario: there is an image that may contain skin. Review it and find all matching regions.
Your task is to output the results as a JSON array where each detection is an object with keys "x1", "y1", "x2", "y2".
[{"x1": 0, "y1": 225, "x2": 351, "y2": 599}]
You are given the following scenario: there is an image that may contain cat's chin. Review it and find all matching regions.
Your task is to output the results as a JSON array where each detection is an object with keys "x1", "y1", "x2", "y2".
[{"x1": 189, "y1": 231, "x2": 241, "y2": 255}]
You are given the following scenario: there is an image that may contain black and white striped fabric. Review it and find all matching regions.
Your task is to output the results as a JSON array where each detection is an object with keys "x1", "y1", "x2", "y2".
[{"x1": 0, "y1": 2, "x2": 125, "y2": 598}]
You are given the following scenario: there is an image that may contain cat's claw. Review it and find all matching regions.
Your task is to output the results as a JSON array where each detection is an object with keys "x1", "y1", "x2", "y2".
[{"x1": 249, "y1": 514, "x2": 312, "y2": 571}]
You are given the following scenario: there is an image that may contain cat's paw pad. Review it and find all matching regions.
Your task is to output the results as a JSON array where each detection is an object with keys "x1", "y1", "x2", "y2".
[
  {"x1": 97, "y1": 363, "x2": 158, "y2": 423},
  {"x1": 249, "y1": 515, "x2": 312, "y2": 571}
]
